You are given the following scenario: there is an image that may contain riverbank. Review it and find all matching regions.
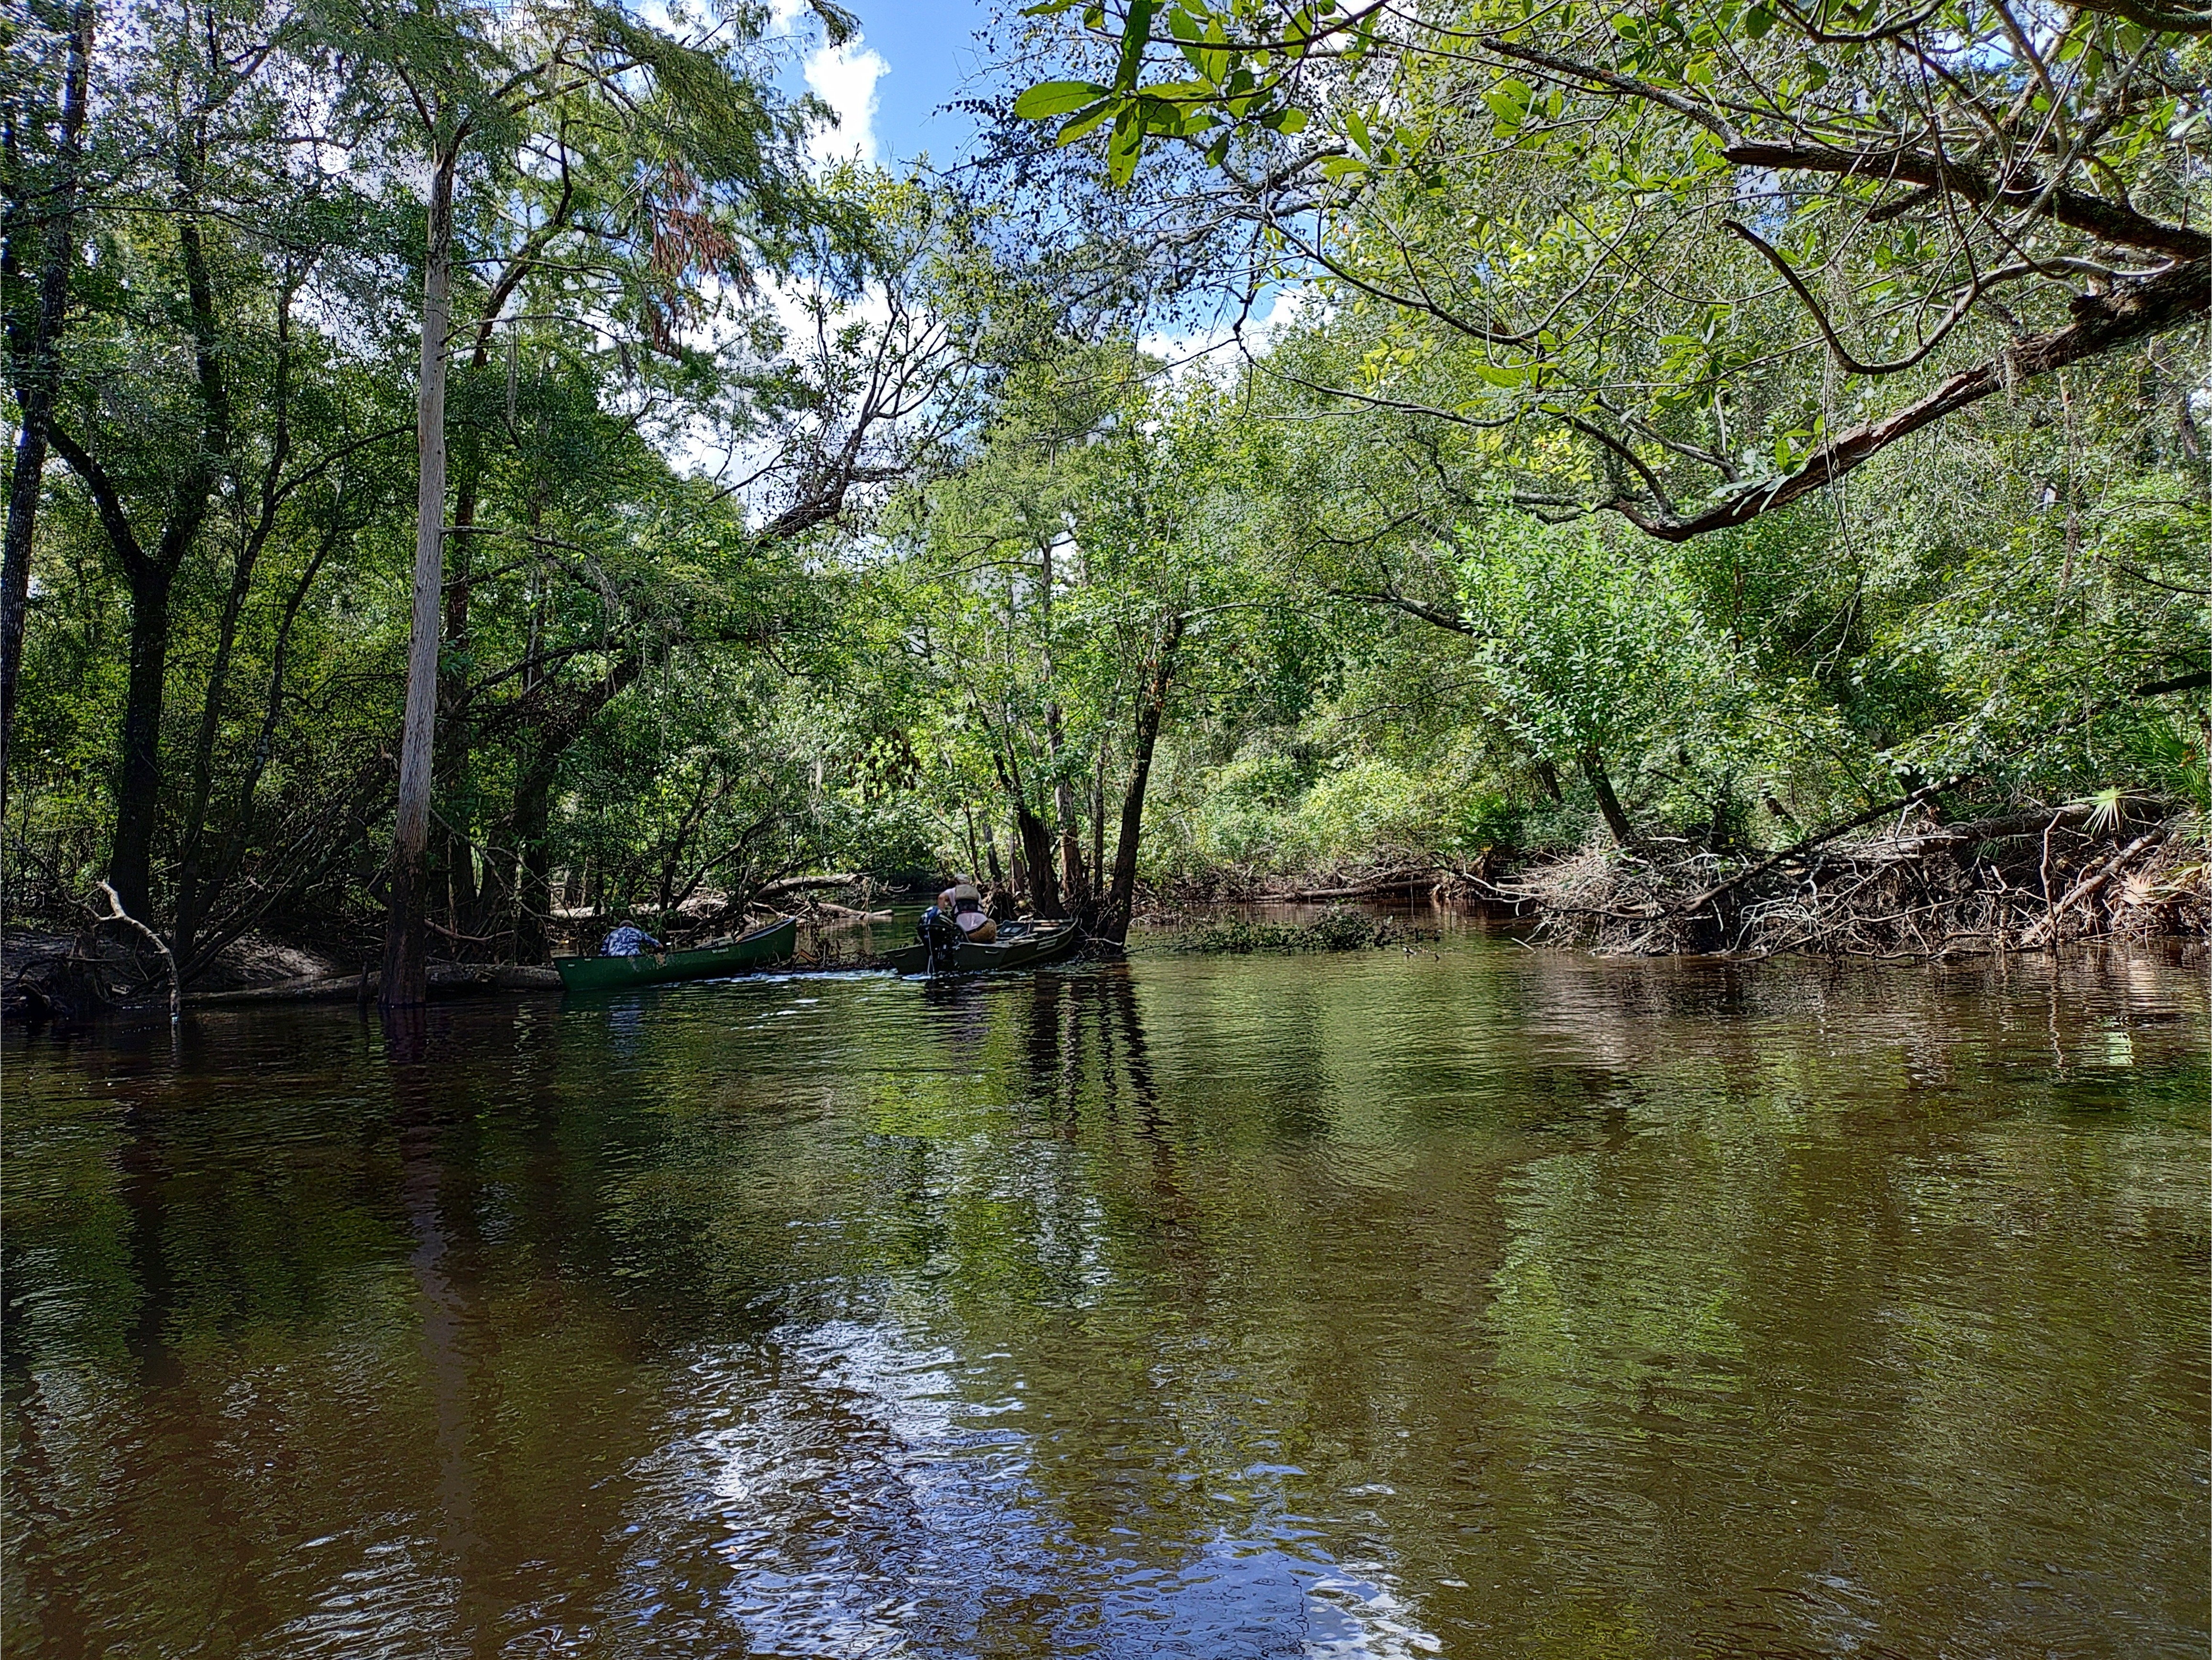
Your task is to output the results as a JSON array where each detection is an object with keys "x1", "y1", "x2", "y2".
[
  {"x1": 1497, "y1": 805, "x2": 2208, "y2": 957},
  {"x1": 1137, "y1": 803, "x2": 2209, "y2": 959},
  {"x1": 9, "y1": 807, "x2": 2201, "y2": 1022}
]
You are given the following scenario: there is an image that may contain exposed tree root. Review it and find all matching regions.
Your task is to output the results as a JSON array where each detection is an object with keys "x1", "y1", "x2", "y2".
[{"x1": 1497, "y1": 807, "x2": 2206, "y2": 957}]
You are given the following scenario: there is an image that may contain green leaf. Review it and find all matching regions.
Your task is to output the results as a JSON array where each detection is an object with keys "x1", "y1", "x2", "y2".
[
  {"x1": 1014, "y1": 79, "x2": 1110, "y2": 119},
  {"x1": 1116, "y1": 0, "x2": 1159, "y2": 90},
  {"x1": 1742, "y1": 5, "x2": 1773, "y2": 35},
  {"x1": 1107, "y1": 108, "x2": 1144, "y2": 184},
  {"x1": 1056, "y1": 99, "x2": 1116, "y2": 143},
  {"x1": 1483, "y1": 78, "x2": 1531, "y2": 134}
]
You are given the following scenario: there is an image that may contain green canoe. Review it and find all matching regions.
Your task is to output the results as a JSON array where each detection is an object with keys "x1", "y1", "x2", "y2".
[
  {"x1": 882, "y1": 920, "x2": 1083, "y2": 979},
  {"x1": 553, "y1": 917, "x2": 799, "y2": 991}
]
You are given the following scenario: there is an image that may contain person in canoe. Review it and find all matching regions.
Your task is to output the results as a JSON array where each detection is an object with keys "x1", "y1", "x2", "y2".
[
  {"x1": 600, "y1": 920, "x2": 664, "y2": 957},
  {"x1": 936, "y1": 880, "x2": 997, "y2": 943}
]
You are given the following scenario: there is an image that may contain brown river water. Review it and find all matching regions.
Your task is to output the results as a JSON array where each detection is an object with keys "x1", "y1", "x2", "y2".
[{"x1": 3, "y1": 923, "x2": 2206, "y2": 1657}]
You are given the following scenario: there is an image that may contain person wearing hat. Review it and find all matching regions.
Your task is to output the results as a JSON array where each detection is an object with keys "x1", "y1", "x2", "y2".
[{"x1": 936, "y1": 879, "x2": 997, "y2": 942}]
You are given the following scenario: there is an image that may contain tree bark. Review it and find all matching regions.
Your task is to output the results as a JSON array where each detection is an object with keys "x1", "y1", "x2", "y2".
[
  {"x1": 167, "y1": 543, "x2": 253, "y2": 966},
  {"x1": 1089, "y1": 760, "x2": 1106, "y2": 911},
  {"x1": 987, "y1": 738, "x2": 1062, "y2": 917},
  {"x1": 107, "y1": 561, "x2": 174, "y2": 920},
  {"x1": 1098, "y1": 615, "x2": 1185, "y2": 945},
  {"x1": 1014, "y1": 802, "x2": 1064, "y2": 918},
  {"x1": 1579, "y1": 748, "x2": 1636, "y2": 848},
  {"x1": 1037, "y1": 536, "x2": 1087, "y2": 905},
  {"x1": 383, "y1": 142, "x2": 460, "y2": 1010},
  {"x1": 0, "y1": 0, "x2": 92, "y2": 816}
]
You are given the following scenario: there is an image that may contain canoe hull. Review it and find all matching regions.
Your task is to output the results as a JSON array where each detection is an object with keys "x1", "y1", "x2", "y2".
[
  {"x1": 882, "y1": 923, "x2": 1082, "y2": 978},
  {"x1": 553, "y1": 918, "x2": 799, "y2": 991}
]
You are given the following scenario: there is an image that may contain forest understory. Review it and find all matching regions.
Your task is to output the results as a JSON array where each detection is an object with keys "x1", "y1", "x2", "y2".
[
  {"x1": 3, "y1": 0, "x2": 2205, "y2": 1019},
  {"x1": 11, "y1": 793, "x2": 2204, "y2": 1024}
]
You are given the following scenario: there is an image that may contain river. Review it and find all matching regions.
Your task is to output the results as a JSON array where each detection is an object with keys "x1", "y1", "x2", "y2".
[{"x1": 4, "y1": 924, "x2": 2206, "y2": 1657}]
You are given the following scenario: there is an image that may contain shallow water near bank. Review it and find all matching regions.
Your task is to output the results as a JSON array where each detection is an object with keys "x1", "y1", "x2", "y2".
[{"x1": 4, "y1": 924, "x2": 2207, "y2": 1658}]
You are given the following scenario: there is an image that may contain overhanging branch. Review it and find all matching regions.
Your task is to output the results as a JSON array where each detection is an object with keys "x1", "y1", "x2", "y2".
[{"x1": 1609, "y1": 256, "x2": 2209, "y2": 541}]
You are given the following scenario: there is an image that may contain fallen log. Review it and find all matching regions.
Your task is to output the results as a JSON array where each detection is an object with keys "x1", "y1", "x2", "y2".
[
  {"x1": 186, "y1": 972, "x2": 364, "y2": 1005},
  {"x1": 1889, "y1": 802, "x2": 2096, "y2": 853},
  {"x1": 2021, "y1": 830, "x2": 2166, "y2": 947},
  {"x1": 1670, "y1": 785, "x2": 1946, "y2": 918},
  {"x1": 1267, "y1": 868, "x2": 1444, "y2": 901},
  {"x1": 187, "y1": 962, "x2": 562, "y2": 1005},
  {"x1": 754, "y1": 873, "x2": 863, "y2": 900}
]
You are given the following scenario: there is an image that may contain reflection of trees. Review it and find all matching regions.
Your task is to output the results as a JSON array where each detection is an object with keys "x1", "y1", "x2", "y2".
[
  {"x1": 810, "y1": 950, "x2": 2210, "y2": 1650},
  {"x1": 0, "y1": 1002, "x2": 712, "y2": 1653},
  {"x1": 3, "y1": 949, "x2": 2204, "y2": 1653}
]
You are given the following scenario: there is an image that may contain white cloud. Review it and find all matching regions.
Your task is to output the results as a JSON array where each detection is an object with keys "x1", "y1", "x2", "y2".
[
  {"x1": 802, "y1": 34, "x2": 887, "y2": 169},
  {"x1": 765, "y1": 0, "x2": 887, "y2": 172},
  {"x1": 1139, "y1": 286, "x2": 1312, "y2": 376}
]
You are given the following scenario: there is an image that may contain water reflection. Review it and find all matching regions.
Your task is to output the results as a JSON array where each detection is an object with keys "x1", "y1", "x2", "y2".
[{"x1": 3, "y1": 939, "x2": 2207, "y2": 1657}]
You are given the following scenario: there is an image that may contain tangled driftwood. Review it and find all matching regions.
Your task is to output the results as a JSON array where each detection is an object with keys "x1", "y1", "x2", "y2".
[{"x1": 1492, "y1": 804, "x2": 2203, "y2": 958}]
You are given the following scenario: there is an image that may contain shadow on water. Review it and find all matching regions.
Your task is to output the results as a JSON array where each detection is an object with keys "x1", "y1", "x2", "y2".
[{"x1": 3, "y1": 935, "x2": 2207, "y2": 1657}]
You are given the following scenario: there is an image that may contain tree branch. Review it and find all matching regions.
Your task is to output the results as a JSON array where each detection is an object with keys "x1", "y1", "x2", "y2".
[{"x1": 1612, "y1": 257, "x2": 2209, "y2": 541}]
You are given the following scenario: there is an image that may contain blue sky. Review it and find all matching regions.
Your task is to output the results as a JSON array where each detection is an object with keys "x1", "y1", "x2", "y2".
[
  {"x1": 769, "y1": 0, "x2": 1305, "y2": 359},
  {"x1": 777, "y1": 0, "x2": 1001, "y2": 171}
]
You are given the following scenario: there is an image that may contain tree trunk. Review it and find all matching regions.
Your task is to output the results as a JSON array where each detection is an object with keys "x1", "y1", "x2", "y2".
[
  {"x1": 1057, "y1": 783, "x2": 1086, "y2": 902},
  {"x1": 1097, "y1": 615, "x2": 1185, "y2": 946},
  {"x1": 107, "y1": 561, "x2": 174, "y2": 921},
  {"x1": 1533, "y1": 757, "x2": 1564, "y2": 803},
  {"x1": 987, "y1": 740, "x2": 1060, "y2": 917},
  {"x1": 511, "y1": 762, "x2": 551, "y2": 963},
  {"x1": 176, "y1": 522, "x2": 341, "y2": 983},
  {"x1": 0, "y1": 0, "x2": 93, "y2": 816},
  {"x1": 109, "y1": 94, "x2": 233, "y2": 928},
  {"x1": 1015, "y1": 802, "x2": 1062, "y2": 918},
  {"x1": 438, "y1": 463, "x2": 478, "y2": 932},
  {"x1": 383, "y1": 144, "x2": 459, "y2": 1010},
  {"x1": 1579, "y1": 748, "x2": 1636, "y2": 847},
  {"x1": 170, "y1": 540, "x2": 257, "y2": 968},
  {"x1": 961, "y1": 805, "x2": 984, "y2": 884},
  {"x1": 1089, "y1": 758, "x2": 1106, "y2": 906},
  {"x1": 55, "y1": 115, "x2": 227, "y2": 923},
  {"x1": 173, "y1": 262, "x2": 295, "y2": 968}
]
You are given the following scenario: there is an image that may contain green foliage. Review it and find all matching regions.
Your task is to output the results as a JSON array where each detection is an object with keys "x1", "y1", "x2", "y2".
[
  {"x1": 1008, "y1": 0, "x2": 2207, "y2": 540},
  {"x1": 4, "y1": 0, "x2": 2204, "y2": 965},
  {"x1": 1164, "y1": 905, "x2": 1407, "y2": 953}
]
